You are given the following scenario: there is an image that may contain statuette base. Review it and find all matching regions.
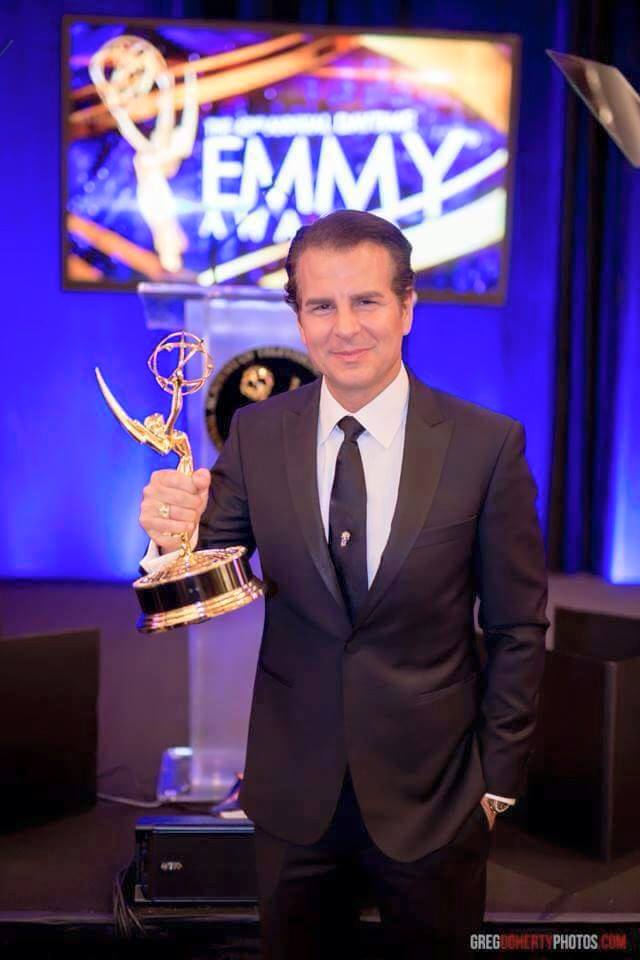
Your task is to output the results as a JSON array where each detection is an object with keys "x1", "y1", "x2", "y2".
[{"x1": 133, "y1": 546, "x2": 264, "y2": 633}]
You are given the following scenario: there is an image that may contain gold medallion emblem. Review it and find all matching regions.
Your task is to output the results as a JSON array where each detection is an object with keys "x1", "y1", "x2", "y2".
[{"x1": 239, "y1": 364, "x2": 276, "y2": 402}]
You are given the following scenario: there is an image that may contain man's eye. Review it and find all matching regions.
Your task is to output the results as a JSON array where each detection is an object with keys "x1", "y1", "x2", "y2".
[
  {"x1": 313, "y1": 303, "x2": 332, "y2": 312},
  {"x1": 358, "y1": 299, "x2": 378, "y2": 306}
]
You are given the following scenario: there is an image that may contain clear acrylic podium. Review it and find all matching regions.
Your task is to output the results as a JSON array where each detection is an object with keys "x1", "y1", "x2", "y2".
[{"x1": 138, "y1": 283, "x2": 310, "y2": 803}]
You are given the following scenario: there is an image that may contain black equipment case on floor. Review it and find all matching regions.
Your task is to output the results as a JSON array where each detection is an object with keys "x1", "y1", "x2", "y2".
[{"x1": 134, "y1": 815, "x2": 258, "y2": 904}]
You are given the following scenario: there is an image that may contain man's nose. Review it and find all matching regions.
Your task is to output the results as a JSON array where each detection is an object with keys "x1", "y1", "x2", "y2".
[{"x1": 333, "y1": 306, "x2": 361, "y2": 338}]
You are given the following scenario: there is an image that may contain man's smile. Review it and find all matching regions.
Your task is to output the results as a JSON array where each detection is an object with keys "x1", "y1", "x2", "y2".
[{"x1": 330, "y1": 347, "x2": 374, "y2": 360}]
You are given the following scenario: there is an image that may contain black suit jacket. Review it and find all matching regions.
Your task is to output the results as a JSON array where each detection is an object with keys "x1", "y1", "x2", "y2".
[{"x1": 197, "y1": 369, "x2": 549, "y2": 861}]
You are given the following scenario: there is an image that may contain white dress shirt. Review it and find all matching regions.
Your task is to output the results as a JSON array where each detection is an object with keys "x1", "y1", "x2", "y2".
[{"x1": 139, "y1": 363, "x2": 513, "y2": 806}]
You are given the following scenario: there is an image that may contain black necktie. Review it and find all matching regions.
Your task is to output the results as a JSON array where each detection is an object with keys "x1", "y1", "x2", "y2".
[{"x1": 328, "y1": 416, "x2": 368, "y2": 622}]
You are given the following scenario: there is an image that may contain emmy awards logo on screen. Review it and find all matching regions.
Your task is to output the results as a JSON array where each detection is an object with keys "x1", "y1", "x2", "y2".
[
  {"x1": 89, "y1": 35, "x2": 199, "y2": 273},
  {"x1": 95, "y1": 331, "x2": 264, "y2": 633}
]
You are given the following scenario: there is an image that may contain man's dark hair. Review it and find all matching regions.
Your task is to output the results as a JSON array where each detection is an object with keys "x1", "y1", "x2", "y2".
[{"x1": 284, "y1": 210, "x2": 415, "y2": 312}]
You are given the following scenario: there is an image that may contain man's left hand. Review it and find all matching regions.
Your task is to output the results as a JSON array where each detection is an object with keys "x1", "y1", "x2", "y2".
[{"x1": 480, "y1": 795, "x2": 497, "y2": 830}]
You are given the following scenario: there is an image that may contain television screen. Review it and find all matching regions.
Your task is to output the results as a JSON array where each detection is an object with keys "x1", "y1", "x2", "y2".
[{"x1": 62, "y1": 17, "x2": 519, "y2": 302}]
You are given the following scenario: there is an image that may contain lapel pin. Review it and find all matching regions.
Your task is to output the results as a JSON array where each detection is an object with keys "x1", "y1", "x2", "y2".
[{"x1": 340, "y1": 531, "x2": 351, "y2": 548}]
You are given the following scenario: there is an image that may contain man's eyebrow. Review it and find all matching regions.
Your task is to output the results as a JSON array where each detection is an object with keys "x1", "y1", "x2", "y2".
[
  {"x1": 304, "y1": 296, "x2": 335, "y2": 307},
  {"x1": 303, "y1": 290, "x2": 386, "y2": 307}
]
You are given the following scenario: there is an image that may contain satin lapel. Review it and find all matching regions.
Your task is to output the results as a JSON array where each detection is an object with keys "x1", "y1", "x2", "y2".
[
  {"x1": 353, "y1": 375, "x2": 454, "y2": 630},
  {"x1": 283, "y1": 384, "x2": 349, "y2": 623}
]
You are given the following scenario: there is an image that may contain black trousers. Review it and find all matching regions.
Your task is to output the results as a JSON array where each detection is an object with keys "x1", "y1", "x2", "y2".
[{"x1": 254, "y1": 769, "x2": 491, "y2": 960}]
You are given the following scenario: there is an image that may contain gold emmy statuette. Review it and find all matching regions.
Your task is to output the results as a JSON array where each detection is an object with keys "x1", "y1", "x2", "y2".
[{"x1": 95, "y1": 331, "x2": 264, "y2": 633}]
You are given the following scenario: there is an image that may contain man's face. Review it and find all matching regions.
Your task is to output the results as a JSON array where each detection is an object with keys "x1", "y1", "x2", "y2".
[{"x1": 295, "y1": 242, "x2": 413, "y2": 406}]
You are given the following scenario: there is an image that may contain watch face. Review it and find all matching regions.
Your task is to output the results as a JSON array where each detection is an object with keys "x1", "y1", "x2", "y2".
[{"x1": 205, "y1": 346, "x2": 318, "y2": 449}]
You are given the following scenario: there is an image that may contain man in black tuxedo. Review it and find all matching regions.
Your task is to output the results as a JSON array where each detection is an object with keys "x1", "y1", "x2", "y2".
[{"x1": 140, "y1": 210, "x2": 549, "y2": 959}]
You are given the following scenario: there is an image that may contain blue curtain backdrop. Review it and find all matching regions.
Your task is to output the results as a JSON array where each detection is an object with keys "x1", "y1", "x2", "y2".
[
  {"x1": 0, "y1": 0, "x2": 637, "y2": 582},
  {"x1": 547, "y1": 0, "x2": 640, "y2": 583}
]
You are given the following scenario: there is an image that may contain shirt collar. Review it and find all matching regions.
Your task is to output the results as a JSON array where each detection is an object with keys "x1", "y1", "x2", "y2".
[{"x1": 318, "y1": 363, "x2": 409, "y2": 449}]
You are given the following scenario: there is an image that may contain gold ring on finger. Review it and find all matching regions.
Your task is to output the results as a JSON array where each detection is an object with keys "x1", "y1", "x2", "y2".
[{"x1": 158, "y1": 502, "x2": 171, "y2": 520}]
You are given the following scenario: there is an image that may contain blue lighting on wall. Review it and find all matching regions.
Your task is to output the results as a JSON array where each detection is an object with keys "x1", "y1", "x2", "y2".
[{"x1": 606, "y1": 169, "x2": 640, "y2": 583}]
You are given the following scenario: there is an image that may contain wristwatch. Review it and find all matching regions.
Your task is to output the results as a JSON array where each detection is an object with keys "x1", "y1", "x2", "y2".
[{"x1": 485, "y1": 797, "x2": 511, "y2": 815}]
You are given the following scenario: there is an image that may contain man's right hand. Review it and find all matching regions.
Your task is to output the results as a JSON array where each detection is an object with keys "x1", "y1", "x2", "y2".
[{"x1": 140, "y1": 467, "x2": 211, "y2": 553}]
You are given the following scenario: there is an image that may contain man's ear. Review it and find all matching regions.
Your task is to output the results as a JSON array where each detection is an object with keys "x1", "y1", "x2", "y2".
[
  {"x1": 402, "y1": 291, "x2": 416, "y2": 335},
  {"x1": 297, "y1": 313, "x2": 308, "y2": 347}
]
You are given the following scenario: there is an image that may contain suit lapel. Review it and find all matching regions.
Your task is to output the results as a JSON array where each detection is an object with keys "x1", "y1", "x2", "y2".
[
  {"x1": 353, "y1": 372, "x2": 454, "y2": 630},
  {"x1": 283, "y1": 381, "x2": 350, "y2": 625}
]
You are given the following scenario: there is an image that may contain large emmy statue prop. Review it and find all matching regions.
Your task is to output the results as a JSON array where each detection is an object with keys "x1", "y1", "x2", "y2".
[
  {"x1": 95, "y1": 331, "x2": 264, "y2": 633},
  {"x1": 89, "y1": 36, "x2": 199, "y2": 274}
]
